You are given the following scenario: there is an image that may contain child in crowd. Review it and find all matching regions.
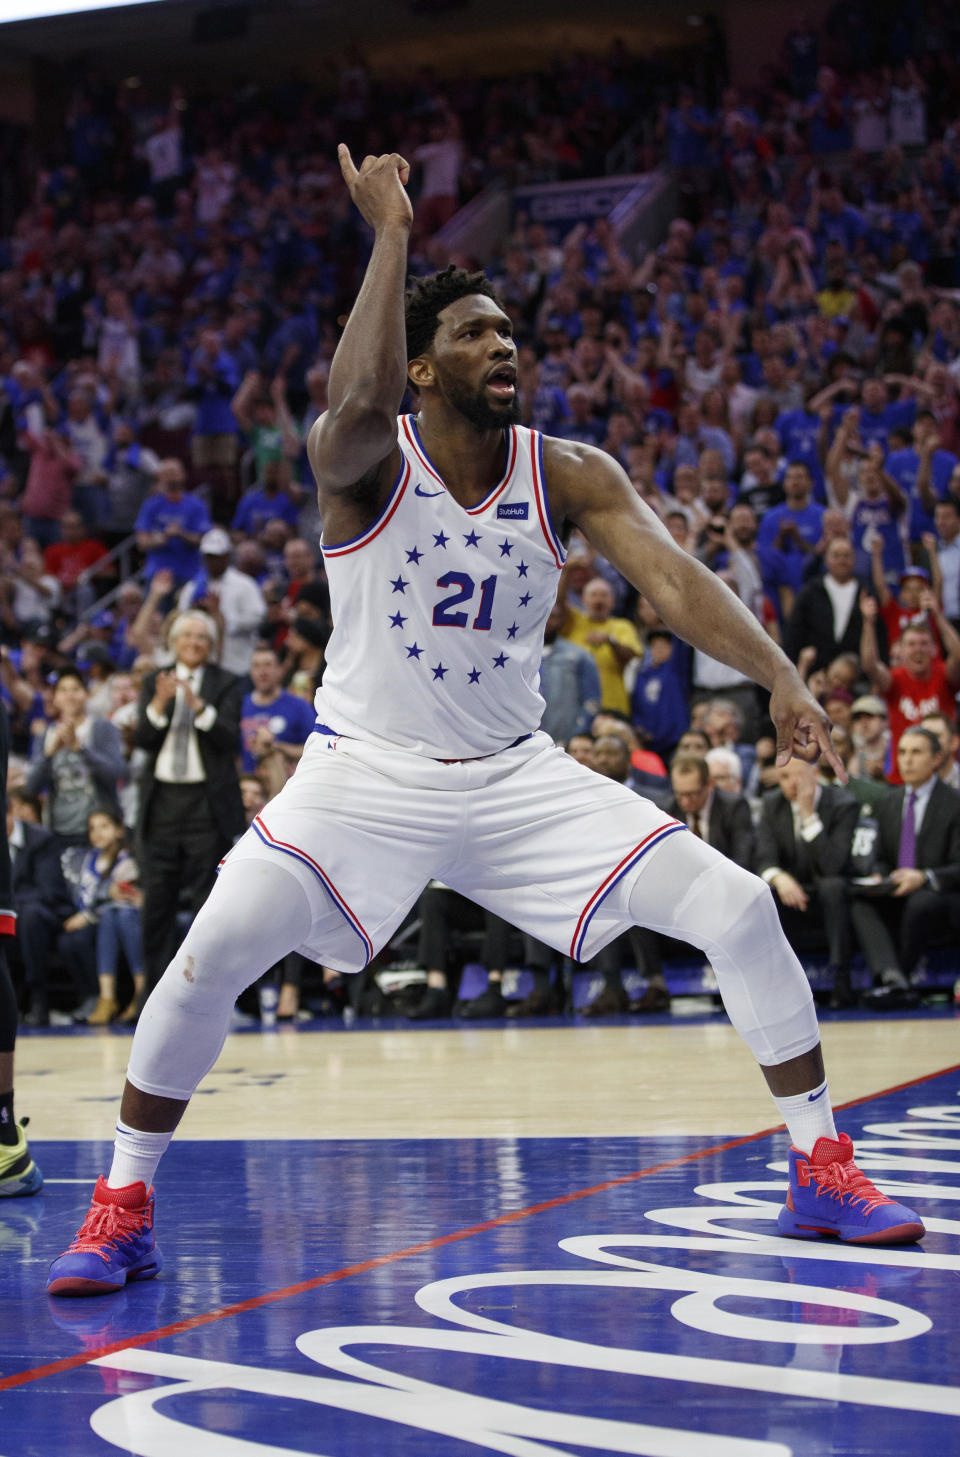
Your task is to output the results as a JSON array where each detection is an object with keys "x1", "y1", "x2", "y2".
[{"x1": 62, "y1": 808, "x2": 145, "y2": 1025}]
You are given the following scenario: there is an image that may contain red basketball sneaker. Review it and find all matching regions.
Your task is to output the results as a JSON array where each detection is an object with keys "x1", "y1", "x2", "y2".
[
  {"x1": 778, "y1": 1133, "x2": 924, "y2": 1244},
  {"x1": 47, "y1": 1177, "x2": 162, "y2": 1296}
]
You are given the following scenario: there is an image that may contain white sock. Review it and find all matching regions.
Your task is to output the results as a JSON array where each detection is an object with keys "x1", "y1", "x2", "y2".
[
  {"x1": 107, "y1": 1118, "x2": 174, "y2": 1191},
  {"x1": 772, "y1": 1079, "x2": 838, "y2": 1155}
]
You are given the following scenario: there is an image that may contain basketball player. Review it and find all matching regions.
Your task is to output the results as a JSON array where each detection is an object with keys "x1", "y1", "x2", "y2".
[{"x1": 49, "y1": 150, "x2": 922, "y2": 1295}]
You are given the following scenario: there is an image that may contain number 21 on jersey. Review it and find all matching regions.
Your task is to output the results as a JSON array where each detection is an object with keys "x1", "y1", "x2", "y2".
[{"x1": 433, "y1": 572, "x2": 497, "y2": 631}]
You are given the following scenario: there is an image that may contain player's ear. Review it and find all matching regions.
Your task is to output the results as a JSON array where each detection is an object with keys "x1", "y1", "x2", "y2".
[{"x1": 408, "y1": 355, "x2": 434, "y2": 391}]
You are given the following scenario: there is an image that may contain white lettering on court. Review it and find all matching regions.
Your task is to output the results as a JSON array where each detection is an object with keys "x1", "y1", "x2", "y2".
[{"x1": 89, "y1": 1099, "x2": 960, "y2": 1454}]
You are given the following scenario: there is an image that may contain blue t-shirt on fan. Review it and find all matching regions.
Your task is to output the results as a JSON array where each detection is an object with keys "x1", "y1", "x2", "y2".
[
  {"x1": 850, "y1": 498, "x2": 905, "y2": 579},
  {"x1": 232, "y1": 487, "x2": 300, "y2": 536},
  {"x1": 757, "y1": 500, "x2": 825, "y2": 594},
  {"x1": 830, "y1": 400, "x2": 915, "y2": 452},
  {"x1": 240, "y1": 691, "x2": 317, "y2": 772},
  {"x1": 885, "y1": 446, "x2": 957, "y2": 501},
  {"x1": 135, "y1": 493, "x2": 211, "y2": 582}
]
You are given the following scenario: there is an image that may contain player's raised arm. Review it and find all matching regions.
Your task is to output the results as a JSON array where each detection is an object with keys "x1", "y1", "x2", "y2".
[
  {"x1": 545, "y1": 437, "x2": 845, "y2": 777},
  {"x1": 307, "y1": 147, "x2": 413, "y2": 498}
]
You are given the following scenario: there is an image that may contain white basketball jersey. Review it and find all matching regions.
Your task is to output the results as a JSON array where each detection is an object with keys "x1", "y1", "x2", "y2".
[{"x1": 314, "y1": 414, "x2": 566, "y2": 758}]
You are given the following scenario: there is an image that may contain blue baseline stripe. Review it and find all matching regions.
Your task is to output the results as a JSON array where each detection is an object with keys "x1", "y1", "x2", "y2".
[
  {"x1": 251, "y1": 820, "x2": 372, "y2": 965},
  {"x1": 573, "y1": 823, "x2": 686, "y2": 961}
]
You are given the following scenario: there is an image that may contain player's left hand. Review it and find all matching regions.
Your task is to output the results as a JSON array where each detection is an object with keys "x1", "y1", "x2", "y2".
[{"x1": 770, "y1": 668, "x2": 846, "y2": 780}]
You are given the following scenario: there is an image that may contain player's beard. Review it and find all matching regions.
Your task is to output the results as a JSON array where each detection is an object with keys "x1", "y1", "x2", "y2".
[{"x1": 436, "y1": 364, "x2": 522, "y2": 431}]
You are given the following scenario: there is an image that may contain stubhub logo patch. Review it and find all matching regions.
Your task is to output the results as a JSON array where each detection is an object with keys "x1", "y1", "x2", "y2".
[{"x1": 497, "y1": 503, "x2": 528, "y2": 520}]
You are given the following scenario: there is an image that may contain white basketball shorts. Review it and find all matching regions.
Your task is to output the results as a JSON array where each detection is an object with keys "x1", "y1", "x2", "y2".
[{"x1": 221, "y1": 728, "x2": 685, "y2": 973}]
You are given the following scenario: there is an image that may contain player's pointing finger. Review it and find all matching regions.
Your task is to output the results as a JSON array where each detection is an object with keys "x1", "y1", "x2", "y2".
[
  {"x1": 337, "y1": 143, "x2": 358, "y2": 186},
  {"x1": 814, "y1": 717, "x2": 847, "y2": 782}
]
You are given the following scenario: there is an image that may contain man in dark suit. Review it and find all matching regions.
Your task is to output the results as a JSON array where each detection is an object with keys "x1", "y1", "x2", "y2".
[
  {"x1": 630, "y1": 754, "x2": 756, "y2": 1013},
  {"x1": 5, "y1": 798, "x2": 74, "y2": 1026},
  {"x1": 755, "y1": 757, "x2": 859, "y2": 1006},
  {"x1": 783, "y1": 537, "x2": 874, "y2": 672},
  {"x1": 135, "y1": 609, "x2": 245, "y2": 990},
  {"x1": 850, "y1": 726, "x2": 960, "y2": 1004},
  {"x1": 669, "y1": 753, "x2": 755, "y2": 864}
]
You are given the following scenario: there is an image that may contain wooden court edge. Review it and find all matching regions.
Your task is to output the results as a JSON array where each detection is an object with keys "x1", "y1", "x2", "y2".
[{"x1": 4, "y1": 1055, "x2": 959, "y2": 1394}]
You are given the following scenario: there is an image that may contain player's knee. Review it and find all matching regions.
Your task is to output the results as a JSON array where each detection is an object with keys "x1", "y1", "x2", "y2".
[
  {"x1": 684, "y1": 859, "x2": 773, "y2": 950},
  {"x1": 158, "y1": 903, "x2": 261, "y2": 1004},
  {"x1": 157, "y1": 862, "x2": 311, "y2": 1007}
]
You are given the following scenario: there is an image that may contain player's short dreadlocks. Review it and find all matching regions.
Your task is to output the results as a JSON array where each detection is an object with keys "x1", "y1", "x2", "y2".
[{"x1": 404, "y1": 265, "x2": 500, "y2": 362}]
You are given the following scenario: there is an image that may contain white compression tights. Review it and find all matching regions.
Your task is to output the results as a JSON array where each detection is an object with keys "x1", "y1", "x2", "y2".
[
  {"x1": 627, "y1": 830, "x2": 820, "y2": 1068},
  {"x1": 128, "y1": 831, "x2": 820, "y2": 1102},
  {"x1": 127, "y1": 859, "x2": 313, "y2": 1102}
]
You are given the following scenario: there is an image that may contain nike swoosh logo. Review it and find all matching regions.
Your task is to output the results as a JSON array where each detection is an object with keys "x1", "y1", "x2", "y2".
[
  {"x1": 807, "y1": 1087, "x2": 828, "y2": 1103},
  {"x1": 415, "y1": 484, "x2": 444, "y2": 498}
]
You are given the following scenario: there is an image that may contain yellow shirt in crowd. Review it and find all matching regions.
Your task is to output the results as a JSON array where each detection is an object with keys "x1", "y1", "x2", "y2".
[{"x1": 562, "y1": 606, "x2": 642, "y2": 715}]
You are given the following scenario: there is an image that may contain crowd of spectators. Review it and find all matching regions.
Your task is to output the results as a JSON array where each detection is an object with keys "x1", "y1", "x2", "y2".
[{"x1": 3, "y1": 4, "x2": 960, "y2": 1024}]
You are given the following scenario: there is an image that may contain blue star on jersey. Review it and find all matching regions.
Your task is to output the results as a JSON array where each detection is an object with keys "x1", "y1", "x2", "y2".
[
  {"x1": 492, "y1": 652, "x2": 509, "y2": 669},
  {"x1": 518, "y1": 592, "x2": 532, "y2": 607},
  {"x1": 516, "y1": 560, "x2": 528, "y2": 577},
  {"x1": 406, "y1": 642, "x2": 423, "y2": 660},
  {"x1": 433, "y1": 531, "x2": 449, "y2": 549},
  {"x1": 390, "y1": 575, "x2": 408, "y2": 594},
  {"x1": 507, "y1": 622, "x2": 519, "y2": 639},
  {"x1": 467, "y1": 668, "x2": 482, "y2": 684},
  {"x1": 431, "y1": 662, "x2": 448, "y2": 680},
  {"x1": 405, "y1": 546, "x2": 423, "y2": 565},
  {"x1": 389, "y1": 611, "x2": 407, "y2": 629},
  {"x1": 463, "y1": 530, "x2": 482, "y2": 548},
  {"x1": 498, "y1": 540, "x2": 513, "y2": 557}
]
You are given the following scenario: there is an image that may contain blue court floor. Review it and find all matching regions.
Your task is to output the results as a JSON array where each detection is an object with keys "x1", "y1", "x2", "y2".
[{"x1": 1, "y1": 1065, "x2": 959, "y2": 1455}]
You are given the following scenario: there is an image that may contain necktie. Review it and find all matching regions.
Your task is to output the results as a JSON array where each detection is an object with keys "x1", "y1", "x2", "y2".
[
  {"x1": 170, "y1": 678, "x2": 193, "y2": 779},
  {"x1": 898, "y1": 789, "x2": 917, "y2": 869}
]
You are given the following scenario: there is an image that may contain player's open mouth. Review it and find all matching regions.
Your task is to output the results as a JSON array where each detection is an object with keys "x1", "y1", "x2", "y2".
[{"x1": 486, "y1": 365, "x2": 516, "y2": 399}]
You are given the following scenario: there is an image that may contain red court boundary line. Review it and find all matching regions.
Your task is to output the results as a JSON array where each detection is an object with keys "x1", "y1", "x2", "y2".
[{"x1": 4, "y1": 1056, "x2": 959, "y2": 1394}]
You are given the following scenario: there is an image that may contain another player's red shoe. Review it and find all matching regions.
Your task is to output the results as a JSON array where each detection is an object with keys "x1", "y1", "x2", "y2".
[
  {"x1": 47, "y1": 1177, "x2": 162, "y2": 1296},
  {"x1": 778, "y1": 1133, "x2": 924, "y2": 1244}
]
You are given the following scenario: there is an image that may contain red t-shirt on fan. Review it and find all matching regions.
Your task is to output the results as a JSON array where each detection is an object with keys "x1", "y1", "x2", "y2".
[
  {"x1": 884, "y1": 660, "x2": 957, "y2": 783},
  {"x1": 880, "y1": 600, "x2": 943, "y2": 655}
]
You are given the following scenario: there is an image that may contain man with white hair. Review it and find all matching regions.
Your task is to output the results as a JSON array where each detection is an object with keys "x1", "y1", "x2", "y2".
[
  {"x1": 178, "y1": 528, "x2": 267, "y2": 675},
  {"x1": 134, "y1": 610, "x2": 244, "y2": 993},
  {"x1": 705, "y1": 746, "x2": 743, "y2": 794}
]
